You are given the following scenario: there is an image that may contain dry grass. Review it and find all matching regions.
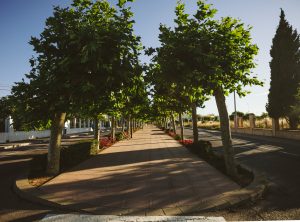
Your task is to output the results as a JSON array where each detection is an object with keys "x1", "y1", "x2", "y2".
[
  {"x1": 184, "y1": 117, "x2": 298, "y2": 130},
  {"x1": 197, "y1": 121, "x2": 220, "y2": 130}
]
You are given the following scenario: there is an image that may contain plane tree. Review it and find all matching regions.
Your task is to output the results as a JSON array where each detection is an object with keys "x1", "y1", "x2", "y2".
[
  {"x1": 146, "y1": 63, "x2": 189, "y2": 139},
  {"x1": 10, "y1": 0, "x2": 140, "y2": 175},
  {"x1": 185, "y1": 1, "x2": 262, "y2": 177},
  {"x1": 146, "y1": 2, "x2": 209, "y2": 143},
  {"x1": 148, "y1": 0, "x2": 262, "y2": 178}
]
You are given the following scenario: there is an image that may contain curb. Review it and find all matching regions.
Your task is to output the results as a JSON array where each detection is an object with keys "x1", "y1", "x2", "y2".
[
  {"x1": 161, "y1": 128, "x2": 268, "y2": 214},
  {"x1": 177, "y1": 165, "x2": 268, "y2": 215},
  {"x1": 13, "y1": 171, "x2": 90, "y2": 214},
  {"x1": 13, "y1": 131, "x2": 142, "y2": 215},
  {"x1": 0, "y1": 142, "x2": 31, "y2": 151}
]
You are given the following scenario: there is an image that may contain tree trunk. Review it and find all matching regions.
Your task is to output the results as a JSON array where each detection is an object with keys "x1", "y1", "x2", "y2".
[
  {"x1": 121, "y1": 118, "x2": 125, "y2": 132},
  {"x1": 128, "y1": 115, "x2": 132, "y2": 138},
  {"x1": 133, "y1": 119, "x2": 135, "y2": 131},
  {"x1": 111, "y1": 116, "x2": 115, "y2": 141},
  {"x1": 192, "y1": 103, "x2": 198, "y2": 143},
  {"x1": 214, "y1": 88, "x2": 237, "y2": 178},
  {"x1": 130, "y1": 119, "x2": 133, "y2": 138},
  {"x1": 47, "y1": 112, "x2": 66, "y2": 175},
  {"x1": 273, "y1": 118, "x2": 280, "y2": 131},
  {"x1": 179, "y1": 112, "x2": 184, "y2": 140},
  {"x1": 171, "y1": 113, "x2": 176, "y2": 132},
  {"x1": 93, "y1": 117, "x2": 100, "y2": 150}
]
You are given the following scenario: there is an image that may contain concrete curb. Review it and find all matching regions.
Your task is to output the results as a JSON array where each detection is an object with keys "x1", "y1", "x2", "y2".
[
  {"x1": 162, "y1": 128, "x2": 268, "y2": 214},
  {"x1": 13, "y1": 171, "x2": 90, "y2": 214},
  {"x1": 175, "y1": 165, "x2": 268, "y2": 215},
  {"x1": 13, "y1": 131, "x2": 142, "y2": 215},
  {"x1": 0, "y1": 142, "x2": 31, "y2": 150}
]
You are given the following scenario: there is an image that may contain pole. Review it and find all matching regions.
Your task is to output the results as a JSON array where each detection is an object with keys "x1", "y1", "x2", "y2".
[{"x1": 234, "y1": 90, "x2": 237, "y2": 129}]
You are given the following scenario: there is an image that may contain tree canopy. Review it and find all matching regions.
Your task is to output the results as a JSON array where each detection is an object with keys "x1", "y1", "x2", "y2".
[{"x1": 267, "y1": 9, "x2": 300, "y2": 129}]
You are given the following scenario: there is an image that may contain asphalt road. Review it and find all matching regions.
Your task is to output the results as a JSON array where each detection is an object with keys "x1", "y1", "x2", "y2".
[
  {"x1": 0, "y1": 131, "x2": 112, "y2": 222},
  {"x1": 0, "y1": 140, "x2": 57, "y2": 222},
  {"x1": 182, "y1": 128, "x2": 300, "y2": 220}
]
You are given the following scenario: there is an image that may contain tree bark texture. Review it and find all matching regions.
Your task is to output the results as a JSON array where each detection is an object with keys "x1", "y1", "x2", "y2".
[
  {"x1": 171, "y1": 113, "x2": 176, "y2": 132},
  {"x1": 128, "y1": 115, "x2": 132, "y2": 138},
  {"x1": 214, "y1": 88, "x2": 237, "y2": 178},
  {"x1": 93, "y1": 117, "x2": 100, "y2": 150},
  {"x1": 111, "y1": 116, "x2": 115, "y2": 141},
  {"x1": 47, "y1": 112, "x2": 66, "y2": 175},
  {"x1": 130, "y1": 119, "x2": 133, "y2": 138},
  {"x1": 192, "y1": 103, "x2": 198, "y2": 143},
  {"x1": 274, "y1": 118, "x2": 280, "y2": 131},
  {"x1": 164, "y1": 117, "x2": 167, "y2": 129},
  {"x1": 179, "y1": 112, "x2": 184, "y2": 140}
]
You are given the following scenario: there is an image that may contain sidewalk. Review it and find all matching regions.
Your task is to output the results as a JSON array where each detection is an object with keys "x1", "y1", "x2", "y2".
[{"x1": 18, "y1": 126, "x2": 240, "y2": 216}]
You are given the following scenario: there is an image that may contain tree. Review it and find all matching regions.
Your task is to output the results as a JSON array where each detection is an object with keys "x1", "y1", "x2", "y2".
[
  {"x1": 149, "y1": 0, "x2": 262, "y2": 178},
  {"x1": 146, "y1": 63, "x2": 189, "y2": 139},
  {"x1": 146, "y1": 1, "x2": 210, "y2": 143},
  {"x1": 10, "y1": 0, "x2": 140, "y2": 175},
  {"x1": 0, "y1": 97, "x2": 12, "y2": 132},
  {"x1": 206, "y1": 16, "x2": 262, "y2": 178},
  {"x1": 266, "y1": 9, "x2": 300, "y2": 129},
  {"x1": 229, "y1": 111, "x2": 245, "y2": 121},
  {"x1": 290, "y1": 88, "x2": 300, "y2": 120}
]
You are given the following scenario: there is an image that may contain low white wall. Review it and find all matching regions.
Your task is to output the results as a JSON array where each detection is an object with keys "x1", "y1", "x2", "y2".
[
  {"x1": 232, "y1": 127, "x2": 300, "y2": 140},
  {"x1": 0, "y1": 130, "x2": 50, "y2": 143},
  {"x1": 0, "y1": 127, "x2": 93, "y2": 143},
  {"x1": 275, "y1": 130, "x2": 300, "y2": 140},
  {"x1": 66, "y1": 127, "x2": 93, "y2": 135}
]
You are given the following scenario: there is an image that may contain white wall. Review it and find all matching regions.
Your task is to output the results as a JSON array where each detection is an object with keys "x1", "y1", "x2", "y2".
[
  {"x1": 0, "y1": 127, "x2": 93, "y2": 143},
  {"x1": 0, "y1": 130, "x2": 51, "y2": 143},
  {"x1": 66, "y1": 127, "x2": 92, "y2": 135}
]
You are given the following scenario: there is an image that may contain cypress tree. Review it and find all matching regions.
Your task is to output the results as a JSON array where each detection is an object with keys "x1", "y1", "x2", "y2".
[{"x1": 266, "y1": 9, "x2": 300, "y2": 129}]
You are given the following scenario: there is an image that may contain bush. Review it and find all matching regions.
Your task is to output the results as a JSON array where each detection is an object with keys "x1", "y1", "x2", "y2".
[
  {"x1": 29, "y1": 154, "x2": 47, "y2": 179},
  {"x1": 185, "y1": 140, "x2": 253, "y2": 187},
  {"x1": 60, "y1": 140, "x2": 97, "y2": 170},
  {"x1": 179, "y1": 139, "x2": 193, "y2": 145},
  {"x1": 186, "y1": 140, "x2": 215, "y2": 159},
  {"x1": 100, "y1": 137, "x2": 116, "y2": 148},
  {"x1": 29, "y1": 140, "x2": 97, "y2": 181},
  {"x1": 115, "y1": 131, "x2": 129, "y2": 141},
  {"x1": 174, "y1": 134, "x2": 181, "y2": 140},
  {"x1": 115, "y1": 132, "x2": 124, "y2": 141}
]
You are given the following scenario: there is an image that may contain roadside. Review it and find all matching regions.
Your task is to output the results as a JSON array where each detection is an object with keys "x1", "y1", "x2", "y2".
[
  {"x1": 0, "y1": 131, "x2": 111, "y2": 222},
  {"x1": 182, "y1": 127, "x2": 300, "y2": 220}
]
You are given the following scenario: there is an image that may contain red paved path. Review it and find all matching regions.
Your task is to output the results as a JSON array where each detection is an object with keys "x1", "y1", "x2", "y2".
[{"x1": 36, "y1": 126, "x2": 239, "y2": 215}]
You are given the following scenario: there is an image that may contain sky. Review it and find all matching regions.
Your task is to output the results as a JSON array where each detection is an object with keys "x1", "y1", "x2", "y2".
[{"x1": 1, "y1": 0, "x2": 300, "y2": 116}]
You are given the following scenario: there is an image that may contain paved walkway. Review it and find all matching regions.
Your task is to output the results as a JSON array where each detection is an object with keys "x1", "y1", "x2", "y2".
[{"x1": 36, "y1": 126, "x2": 239, "y2": 215}]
